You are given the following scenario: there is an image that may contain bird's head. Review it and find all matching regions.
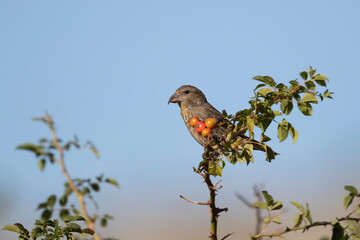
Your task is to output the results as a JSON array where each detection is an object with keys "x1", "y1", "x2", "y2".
[{"x1": 168, "y1": 85, "x2": 207, "y2": 107}]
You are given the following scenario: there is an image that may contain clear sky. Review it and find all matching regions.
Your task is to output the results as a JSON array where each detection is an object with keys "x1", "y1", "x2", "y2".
[{"x1": 1, "y1": 1, "x2": 360, "y2": 240}]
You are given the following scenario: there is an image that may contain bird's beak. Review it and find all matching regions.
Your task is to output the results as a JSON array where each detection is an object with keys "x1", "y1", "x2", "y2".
[{"x1": 168, "y1": 93, "x2": 181, "y2": 104}]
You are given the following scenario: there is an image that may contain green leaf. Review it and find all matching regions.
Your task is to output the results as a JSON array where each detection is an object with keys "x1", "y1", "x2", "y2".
[
  {"x1": 289, "y1": 126, "x2": 299, "y2": 144},
  {"x1": 257, "y1": 88, "x2": 274, "y2": 97},
  {"x1": 244, "y1": 143, "x2": 253, "y2": 153},
  {"x1": 16, "y1": 143, "x2": 45, "y2": 156},
  {"x1": 59, "y1": 195, "x2": 67, "y2": 206},
  {"x1": 47, "y1": 195, "x2": 57, "y2": 207},
  {"x1": 34, "y1": 220, "x2": 42, "y2": 226},
  {"x1": 300, "y1": 71, "x2": 308, "y2": 80},
  {"x1": 347, "y1": 225, "x2": 357, "y2": 234},
  {"x1": 265, "y1": 145, "x2": 275, "y2": 162},
  {"x1": 103, "y1": 214, "x2": 114, "y2": 220},
  {"x1": 259, "y1": 119, "x2": 272, "y2": 132},
  {"x1": 280, "y1": 100, "x2": 293, "y2": 115},
  {"x1": 105, "y1": 178, "x2": 120, "y2": 188},
  {"x1": 246, "y1": 118, "x2": 255, "y2": 133},
  {"x1": 31, "y1": 227, "x2": 43, "y2": 238},
  {"x1": 251, "y1": 202, "x2": 269, "y2": 210},
  {"x1": 64, "y1": 223, "x2": 82, "y2": 233},
  {"x1": 305, "y1": 81, "x2": 316, "y2": 91},
  {"x1": 36, "y1": 202, "x2": 48, "y2": 210},
  {"x1": 264, "y1": 217, "x2": 270, "y2": 223},
  {"x1": 273, "y1": 110, "x2": 282, "y2": 116},
  {"x1": 315, "y1": 79, "x2": 327, "y2": 87},
  {"x1": 291, "y1": 201, "x2": 304, "y2": 213},
  {"x1": 302, "y1": 93, "x2": 318, "y2": 104},
  {"x1": 297, "y1": 102, "x2": 313, "y2": 116},
  {"x1": 276, "y1": 83, "x2": 287, "y2": 92},
  {"x1": 289, "y1": 80, "x2": 299, "y2": 86},
  {"x1": 293, "y1": 213, "x2": 303, "y2": 227},
  {"x1": 41, "y1": 209, "x2": 52, "y2": 221},
  {"x1": 253, "y1": 76, "x2": 276, "y2": 87},
  {"x1": 64, "y1": 215, "x2": 85, "y2": 223},
  {"x1": 344, "y1": 185, "x2": 358, "y2": 195},
  {"x1": 208, "y1": 161, "x2": 222, "y2": 177},
  {"x1": 64, "y1": 141, "x2": 81, "y2": 150},
  {"x1": 75, "y1": 215, "x2": 86, "y2": 221},
  {"x1": 331, "y1": 223, "x2": 344, "y2": 240},
  {"x1": 304, "y1": 203, "x2": 313, "y2": 224},
  {"x1": 293, "y1": 93, "x2": 301, "y2": 101},
  {"x1": 271, "y1": 201, "x2": 283, "y2": 210},
  {"x1": 81, "y1": 187, "x2": 90, "y2": 195},
  {"x1": 262, "y1": 191, "x2": 274, "y2": 206},
  {"x1": 324, "y1": 89, "x2": 334, "y2": 98},
  {"x1": 344, "y1": 193, "x2": 354, "y2": 210},
  {"x1": 277, "y1": 124, "x2": 288, "y2": 142},
  {"x1": 331, "y1": 219, "x2": 339, "y2": 225},
  {"x1": 314, "y1": 74, "x2": 329, "y2": 81},
  {"x1": 260, "y1": 134, "x2": 271, "y2": 143},
  {"x1": 101, "y1": 218, "x2": 107, "y2": 227},
  {"x1": 38, "y1": 159, "x2": 46, "y2": 171},
  {"x1": 272, "y1": 217, "x2": 282, "y2": 224},
  {"x1": 60, "y1": 209, "x2": 70, "y2": 220},
  {"x1": 91, "y1": 183, "x2": 100, "y2": 192},
  {"x1": 1, "y1": 225, "x2": 21, "y2": 234},
  {"x1": 90, "y1": 146, "x2": 100, "y2": 158},
  {"x1": 64, "y1": 215, "x2": 76, "y2": 223},
  {"x1": 307, "y1": 67, "x2": 316, "y2": 78},
  {"x1": 254, "y1": 83, "x2": 267, "y2": 91}
]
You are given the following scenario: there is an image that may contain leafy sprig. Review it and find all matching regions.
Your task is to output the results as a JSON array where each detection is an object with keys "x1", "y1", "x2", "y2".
[
  {"x1": 249, "y1": 186, "x2": 360, "y2": 240},
  {"x1": 3, "y1": 114, "x2": 120, "y2": 240},
  {"x1": 201, "y1": 67, "x2": 333, "y2": 177}
]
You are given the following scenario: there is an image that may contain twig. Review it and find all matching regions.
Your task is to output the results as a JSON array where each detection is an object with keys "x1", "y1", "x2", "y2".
[
  {"x1": 46, "y1": 113, "x2": 101, "y2": 240},
  {"x1": 193, "y1": 166, "x2": 205, "y2": 178},
  {"x1": 214, "y1": 179, "x2": 222, "y2": 188},
  {"x1": 190, "y1": 165, "x2": 227, "y2": 240},
  {"x1": 179, "y1": 195, "x2": 209, "y2": 206},
  {"x1": 255, "y1": 216, "x2": 360, "y2": 239},
  {"x1": 235, "y1": 193, "x2": 253, "y2": 208},
  {"x1": 236, "y1": 184, "x2": 265, "y2": 236},
  {"x1": 220, "y1": 232, "x2": 234, "y2": 240}
]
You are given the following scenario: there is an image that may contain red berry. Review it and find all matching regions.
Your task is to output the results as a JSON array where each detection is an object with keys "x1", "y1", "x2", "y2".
[
  {"x1": 189, "y1": 117, "x2": 199, "y2": 127},
  {"x1": 205, "y1": 118, "x2": 216, "y2": 128},
  {"x1": 194, "y1": 121, "x2": 205, "y2": 133},
  {"x1": 201, "y1": 128, "x2": 211, "y2": 137}
]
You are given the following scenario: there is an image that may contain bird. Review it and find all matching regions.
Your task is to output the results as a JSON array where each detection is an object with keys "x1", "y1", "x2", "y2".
[{"x1": 168, "y1": 85, "x2": 274, "y2": 158}]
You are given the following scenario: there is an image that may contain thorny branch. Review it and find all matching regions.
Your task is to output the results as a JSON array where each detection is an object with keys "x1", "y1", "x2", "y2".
[{"x1": 180, "y1": 166, "x2": 228, "y2": 240}]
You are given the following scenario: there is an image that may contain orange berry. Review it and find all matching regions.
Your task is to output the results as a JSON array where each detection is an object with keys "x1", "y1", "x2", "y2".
[
  {"x1": 205, "y1": 118, "x2": 216, "y2": 128},
  {"x1": 189, "y1": 117, "x2": 199, "y2": 127},
  {"x1": 194, "y1": 121, "x2": 205, "y2": 133},
  {"x1": 201, "y1": 127, "x2": 211, "y2": 137}
]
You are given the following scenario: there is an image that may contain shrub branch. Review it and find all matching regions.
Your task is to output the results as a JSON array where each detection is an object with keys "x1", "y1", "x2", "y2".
[{"x1": 46, "y1": 113, "x2": 102, "y2": 240}]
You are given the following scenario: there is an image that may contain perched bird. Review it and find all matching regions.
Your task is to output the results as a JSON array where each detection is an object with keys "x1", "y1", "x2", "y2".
[{"x1": 168, "y1": 85, "x2": 268, "y2": 154}]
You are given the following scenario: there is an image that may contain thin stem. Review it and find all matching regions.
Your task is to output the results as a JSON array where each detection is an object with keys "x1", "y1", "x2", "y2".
[
  {"x1": 204, "y1": 172, "x2": 218, "y2": 240},
  {"x1": 254, "y1": 209, "x2": 271, "y2": 238},
  {"x1": 179, "y1": 195, "x2": 209, "y2": 205},
  {"x1": 256, "y1": 216, "x2": 360, "y2": 239},
  {"x1": 46, "y1": 114, "x2": 101, "y2": 240},
  {"x1": 182, "y1": 167, "x2": 228, "y2": 240}
]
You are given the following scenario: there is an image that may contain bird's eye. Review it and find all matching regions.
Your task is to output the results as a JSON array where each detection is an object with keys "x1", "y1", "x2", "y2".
[{"x1": 183, "y1": 90, "x2": 190, "y2": 94}]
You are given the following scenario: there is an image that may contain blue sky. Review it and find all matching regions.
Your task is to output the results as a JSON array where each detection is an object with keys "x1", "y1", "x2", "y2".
[{"x1": 1, "y1": 1, "x2": 360, "y2": 239}]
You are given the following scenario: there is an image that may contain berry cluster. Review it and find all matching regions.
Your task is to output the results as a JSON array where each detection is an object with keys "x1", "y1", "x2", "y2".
[{"x1": 189, "y1": 117, "x2": 216, "y2": 137}]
